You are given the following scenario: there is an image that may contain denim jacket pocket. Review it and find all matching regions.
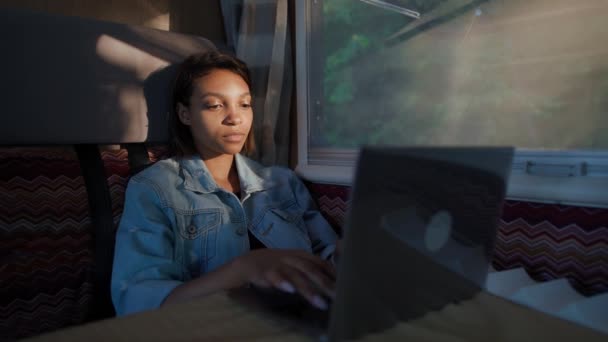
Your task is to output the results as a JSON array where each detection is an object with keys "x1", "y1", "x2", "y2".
[
  {"x1": 176, "y1": 209, "x2": 221, "y2": 275},
  {"x1": 252, "y1": 202, "x2": 311, "y2": 251},
  {"x1": 178, "y1": 209, "x2": 220, "y2": 240},
  {"x1": 269, "y1": 207, "x2": 300, "y2": 225}
]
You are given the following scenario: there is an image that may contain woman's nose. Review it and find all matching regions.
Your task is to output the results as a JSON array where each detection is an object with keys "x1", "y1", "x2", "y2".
[{"x1": 224, "y1": 107, "x2": 243, "y2": 125}]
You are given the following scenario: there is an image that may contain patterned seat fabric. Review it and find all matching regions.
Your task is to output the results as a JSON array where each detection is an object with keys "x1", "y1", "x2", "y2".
[
  {"x1": 496, "y1": 202, "x2": 608, "y2": 296},
  {"x1": 306, "y1": 183, "x2": 608, "y2": 297},
  {"x1": 0, "y1": 145, "x2": 172, "y2": 340},
  {"x1": 2, "y1": 145, "x2": 605, "y2": 340},
  {"x1": 101, "y1": 148, "x2": 130, "y2": 231},
  {"x1": 0, "y1": 147, "x2": 94, "y2": 340}
]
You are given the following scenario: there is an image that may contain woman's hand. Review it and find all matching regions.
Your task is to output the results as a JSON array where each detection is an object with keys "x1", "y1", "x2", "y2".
[{"x1": 235, "y1": 249, "x2": 336, "y2": 310}]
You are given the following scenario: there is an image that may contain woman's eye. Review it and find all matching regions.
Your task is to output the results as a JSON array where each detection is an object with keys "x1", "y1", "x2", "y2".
[
  {"x1": 241, "y1": 103, "x2": 251, "y2": 108},
  {"x1": 205, "y1": 103, "x2": 222, "y2": 110}
]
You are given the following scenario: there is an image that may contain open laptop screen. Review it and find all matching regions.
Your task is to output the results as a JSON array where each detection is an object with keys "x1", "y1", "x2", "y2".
[{"x1": 330, "y1": 147, "x2": 514, "y2": 341}]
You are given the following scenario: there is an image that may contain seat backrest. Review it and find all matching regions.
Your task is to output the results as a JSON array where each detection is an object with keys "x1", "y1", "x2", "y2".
[
  {"x1": 0, "y1": 7, "x2": 214, "y2": 340},
  {"x1": 0, "y1": 8, "x2": 214, "y2": 145}
]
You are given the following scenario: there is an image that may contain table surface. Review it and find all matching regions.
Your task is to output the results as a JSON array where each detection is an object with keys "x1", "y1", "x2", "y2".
[{"x1": 24, "y1": 290, "x2": 607, "y2": 341}]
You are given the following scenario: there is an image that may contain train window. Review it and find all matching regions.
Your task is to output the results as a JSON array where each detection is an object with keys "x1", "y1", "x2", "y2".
[{"x1": 295, "y1": 0, "x2": 608, "y2": 208}]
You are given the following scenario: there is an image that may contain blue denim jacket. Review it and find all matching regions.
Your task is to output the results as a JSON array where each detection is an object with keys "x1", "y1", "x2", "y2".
[{"x1": 111, "y1": 154, "x2": 338, "y2": 315}]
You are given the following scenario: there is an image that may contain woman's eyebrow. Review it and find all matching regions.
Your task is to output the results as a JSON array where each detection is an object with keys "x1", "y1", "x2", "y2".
[
  {"x1": 200, "y1": 92, "x2": 224, "y2": 99},
  {"x1": 200, "y1": 92, "x2": 251, "y2": 99}
]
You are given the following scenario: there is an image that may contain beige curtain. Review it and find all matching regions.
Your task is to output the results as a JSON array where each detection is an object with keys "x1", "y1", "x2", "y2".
[{"x1": 225, "y1": 0, "x2": 293, "y2": 166}]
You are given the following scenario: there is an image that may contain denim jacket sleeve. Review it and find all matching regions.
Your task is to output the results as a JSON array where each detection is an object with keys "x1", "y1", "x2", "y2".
[
  {"x1": 111, "y1": 177, "x2": 183, "y2": 316},
  {"x1": 289, "y1": 172, "x2": 338, "y2": 260}
]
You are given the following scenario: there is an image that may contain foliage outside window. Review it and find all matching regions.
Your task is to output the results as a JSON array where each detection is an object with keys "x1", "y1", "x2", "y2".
[{"x1": 313, "y1": 0, "x2": 608, "y2": 149}]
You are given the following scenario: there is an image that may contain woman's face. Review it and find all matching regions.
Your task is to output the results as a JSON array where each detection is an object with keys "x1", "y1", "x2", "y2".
[{"x1": 178, "y1": 69, "x2": 253, "y2": 159}]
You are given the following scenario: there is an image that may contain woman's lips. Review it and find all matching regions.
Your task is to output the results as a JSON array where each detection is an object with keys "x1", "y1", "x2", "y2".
[{"x1": 223, "y1": 133, "x2": 245, "y2": 142}]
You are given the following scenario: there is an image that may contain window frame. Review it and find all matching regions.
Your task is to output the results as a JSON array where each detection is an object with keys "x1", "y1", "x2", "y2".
[{"x1": 295, "y1": 0, "x2": 608, "y2": 209}]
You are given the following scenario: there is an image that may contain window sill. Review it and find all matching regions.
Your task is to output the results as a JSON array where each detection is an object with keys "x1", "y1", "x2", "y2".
[{"x1": 296, "y1": 162, "x2": 608, "y2": 209}]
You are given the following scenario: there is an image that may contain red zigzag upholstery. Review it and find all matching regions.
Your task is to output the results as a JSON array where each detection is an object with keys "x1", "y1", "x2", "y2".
[
  {"x1": 497, "y1": 202, "x2": 608, "y2": 296},
  {"x1": 0, "y1": 146, "x2": 173, "y2": 340},
  {"x1": 1, "y1": 147, "x2": 606, "y2": 340},
  {"x1": 306, "y1": 183, "x2": 608, "y2": 297},
  {"x1": 0, "y1": 147, "x2": 94, "y2": 340}
]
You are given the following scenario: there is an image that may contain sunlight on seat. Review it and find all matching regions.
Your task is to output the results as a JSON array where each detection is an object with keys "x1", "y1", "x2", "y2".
[
  {"x1": 144, "y1": 13, "x2": 170, "y2": 31},
  {"x1": 118, "y1": 84, "x2": 149, "y2": 141},
  {"x1": 96, "y1": 34, "x2": 169, "y2": 81}
]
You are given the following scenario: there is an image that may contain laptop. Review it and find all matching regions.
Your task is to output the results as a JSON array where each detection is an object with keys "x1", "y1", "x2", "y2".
[{"x1": 230, "y1": 146, "x2": 514, "y2": 341}]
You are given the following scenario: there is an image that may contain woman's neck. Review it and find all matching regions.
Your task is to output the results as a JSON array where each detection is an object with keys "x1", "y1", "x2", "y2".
[{"x1": 200, "y1": 153, "x2": 240, "y2": 194}]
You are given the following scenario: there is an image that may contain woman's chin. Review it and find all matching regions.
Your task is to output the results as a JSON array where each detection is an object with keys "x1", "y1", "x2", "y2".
[{"x1": 221, "y1": 144, "x2": 245, "y2": 155}]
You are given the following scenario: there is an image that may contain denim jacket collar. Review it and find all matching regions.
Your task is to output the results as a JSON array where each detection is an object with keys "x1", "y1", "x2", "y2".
[{"x1": 179, "y1": 154, "x2": 274, "y2": 195}]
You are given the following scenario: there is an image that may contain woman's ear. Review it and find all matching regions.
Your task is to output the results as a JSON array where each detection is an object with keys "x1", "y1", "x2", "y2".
[{"x1": 177, "y1": 103, "x2": 191, "y2": 125}]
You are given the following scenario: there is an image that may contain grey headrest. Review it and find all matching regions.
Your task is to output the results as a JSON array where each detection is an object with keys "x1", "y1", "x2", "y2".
[{"x1": 0, "y1": 8, "x2": 216, "y2": 145}]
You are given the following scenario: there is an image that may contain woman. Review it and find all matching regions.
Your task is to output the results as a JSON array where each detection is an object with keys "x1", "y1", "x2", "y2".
[{"x1": 111, "y1": 51, "x2": 338, "y2": 316}]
